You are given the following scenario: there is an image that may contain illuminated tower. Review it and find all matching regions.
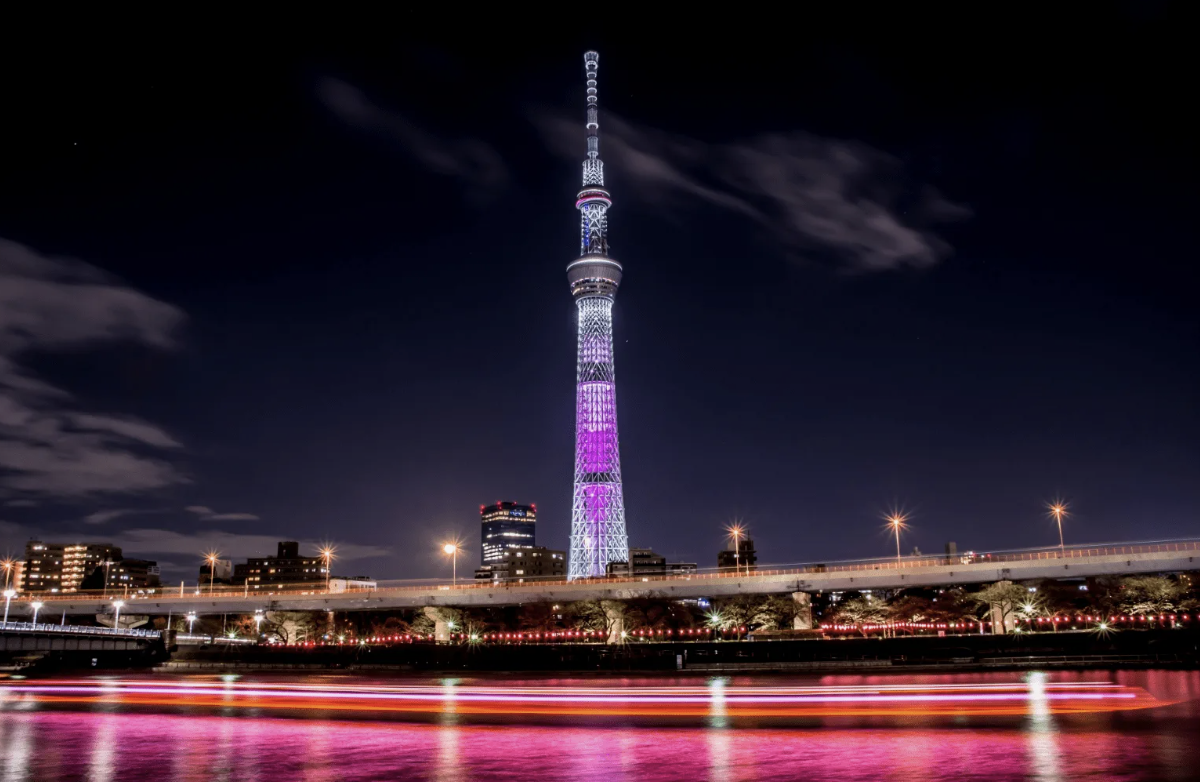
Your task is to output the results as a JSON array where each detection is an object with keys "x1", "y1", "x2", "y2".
[{"x1": 568, "y1": 51, "x2": 629, "y2": 579}]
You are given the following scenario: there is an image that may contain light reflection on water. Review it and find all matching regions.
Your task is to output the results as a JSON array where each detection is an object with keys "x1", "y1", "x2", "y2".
[{"x1": 0, "y1": 670, "x2": 1197, "y2": 782}]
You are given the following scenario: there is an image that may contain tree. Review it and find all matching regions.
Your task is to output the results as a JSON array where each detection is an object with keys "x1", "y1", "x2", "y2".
[
  {"x1": 829, "y1": 595, "x2": 890, "y2": 636},
  {"x1": 517, "y1": 602, "x2": 558, "y2": 631},
  {"x1": 969, "y1": 582, "x2": 1029, "y2": 633},
  {"x1": 267, "y1": 611, "x2": 320, "y2": 644},
  {"x1": 1118, "y1": 576, "x2": 1184, "y2": 615},
  {"x1": 368, "y1": 615, "x2": 411, "y2": 639},
  {"x1": 750, "y1": 595, "x2": 798, "y2": 631},
  {"x1": 563, "y1": 600, "x2": 607, "y2": 631}
]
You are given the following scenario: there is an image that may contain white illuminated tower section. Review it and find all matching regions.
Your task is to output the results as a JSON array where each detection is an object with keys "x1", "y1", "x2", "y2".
[{"x1": 567, "y1": 51, "x2": 629, "y2": 580}]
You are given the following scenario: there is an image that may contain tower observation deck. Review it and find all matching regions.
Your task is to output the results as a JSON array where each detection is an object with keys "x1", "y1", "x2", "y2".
[{"x1": 567, "y1": 51, "x2": 630, "y2": 580}]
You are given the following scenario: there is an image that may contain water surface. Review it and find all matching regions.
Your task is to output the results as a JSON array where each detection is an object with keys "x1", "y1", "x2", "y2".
[{"x1": 2, "y1": 670, "x2": 1197, "y2": 781}]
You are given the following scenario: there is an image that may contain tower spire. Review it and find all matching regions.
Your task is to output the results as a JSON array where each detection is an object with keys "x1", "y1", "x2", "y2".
[
  {"x1": 567, "y1": 51, "x2": 629, "y2": 580},
  {"x1": 584, "y1": 50, "x2": 602, "y2": 181}
]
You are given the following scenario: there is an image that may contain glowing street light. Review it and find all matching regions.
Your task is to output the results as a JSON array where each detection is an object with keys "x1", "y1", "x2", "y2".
[
  {"x1": 254, "y1": 609, "x2": 265, "y2": 637},
  {"x1": 31, "y1": 601, "x2": 43, "y2": 625},
  {"x1": 2, "y1": 589, "x2": 15, "y2": 625},
  {"x1": 318, "y1": 544, "x2": 337, "y2": 592},
  {"x1": 102, "y1": 559, "x2": 114, "y2": 597},
  {"x1": 112, "y1": 599, "x2": 125, "y2": 629},
  {"x1": 885, "y1": 512, "x2": 909, "y2": 565},
  {"x1": 1047, "y1": 502, "x2": 1069, "y2": 556},
  {"x1": 186, "y1": 612, "x2": 197, "y2": 633},
  {"x1": 442, "y1": 542, "x2": 463, "y2": 586},
  {"x1": 1, "y1": 559, "x2": 14, "y2": 589},
  {"x1": 725, "y1": 523, "x2": 746, "y2": 575},
  {"x1": 203, "y1": 551, "x2": 221, "y2": 594}
]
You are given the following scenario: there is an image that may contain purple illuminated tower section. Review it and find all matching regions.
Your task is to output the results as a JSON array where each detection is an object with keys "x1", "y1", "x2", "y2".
[{"x1": 567, "y1": 51, "x2": 629, "y2": 580}]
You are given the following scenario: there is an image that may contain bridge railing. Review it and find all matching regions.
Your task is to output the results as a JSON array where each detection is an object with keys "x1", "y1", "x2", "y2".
[
  {"x1": 0, "y1": 621, "x2": 161, "y2": 639},
  {"x1": 13, "y1": 539, "x2": 1200, "y2": 604}
]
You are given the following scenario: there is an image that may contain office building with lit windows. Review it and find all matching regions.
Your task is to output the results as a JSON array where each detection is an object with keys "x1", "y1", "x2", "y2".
[
  {"x1": 233, "y1": 541, "x2": 328, "y2": 589},
  {"x1": 474, "y1": 546, "x2": 565, "y2": 583},
  {"x1": 21, "y1": 540, "x2": 123, "y2": 593},
  {"x1": 480, "y1": 501, "x2": 537, "y2": 564}
]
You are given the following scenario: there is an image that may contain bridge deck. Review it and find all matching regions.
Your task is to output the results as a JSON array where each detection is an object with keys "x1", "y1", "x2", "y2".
[{"x1": 10, "y1": 541, "x2": 1198, "y2": 615}]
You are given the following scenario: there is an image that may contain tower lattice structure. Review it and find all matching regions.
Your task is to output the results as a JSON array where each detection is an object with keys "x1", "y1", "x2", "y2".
[{"x1": 567, "y1": 51, "x2": 629, "y2": 580}]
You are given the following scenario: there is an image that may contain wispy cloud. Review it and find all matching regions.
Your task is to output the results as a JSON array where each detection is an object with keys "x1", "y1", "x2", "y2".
[
  {"x1": 83, "y1": 509, "x2": 134, "y2": 525},
  {"x1": 81, "y1": 507, "x2": 168, "y2": 525},
  {"x1": 535, "y1": 112, "x2": 969, "y2": 273},
  {"x1": 317, "y1": 77, "x2": 508, "y2": 197},
  {"x1": 185, "y1": 505, "x2": 260, "y2": 522},
  {"x1": 0, "y1": 238, "x2": 187, "y2": 498}
]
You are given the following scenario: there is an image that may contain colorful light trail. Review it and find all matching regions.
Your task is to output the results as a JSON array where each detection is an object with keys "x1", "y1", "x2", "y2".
[{"x1": 0, "y1": 679, "x2": 1168, "y2": 720}]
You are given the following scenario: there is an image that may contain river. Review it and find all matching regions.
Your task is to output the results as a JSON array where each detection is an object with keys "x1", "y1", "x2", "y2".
[{"x1": 2, "y1": 670, "x2": 1198, "y2": 781}]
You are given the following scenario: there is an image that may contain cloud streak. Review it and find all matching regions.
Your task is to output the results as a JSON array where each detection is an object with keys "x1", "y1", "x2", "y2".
[
  {"x1": 185, "y1": 505, "x2": 260, "y2": 522},
  {"x1": 0, "y1": 238, "x2": 187, "y2": 498},
  {"x1": 318, "y1": 78, "x2": 508, "y2": 197},
  {"x1": 535, "y1": 112, "x2": 969, "y2": 272}
]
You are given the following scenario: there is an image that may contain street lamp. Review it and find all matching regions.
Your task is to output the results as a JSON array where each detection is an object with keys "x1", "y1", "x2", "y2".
[
  {"x1": 187, "y1": 612, "x2": 197, "y2": 633},
  {"x1": 2, "y1": 589, "x2": 14, "y2": 625},
  {"x1": 31, "y1": 601, "x2": 43, "y2": 626},
  {"x1": 204, "y1": 551, "x2": 221, "y2": 594},
  {"x1": 885, "y1": 512, "x2": 908, "y2": 565},
  {"x1": 102, "y1": 559, "x2": 113, "y2": 597},
  {"x1": 254, "y1": 609, "x2": 265, "y2": 637},
  {"x1": 442, "y1": 542, "x2": 462, "y2": 585},
  {"x1": 725, "y1": 523, "x2": 746, "y2": 575},
  {"x1": 112, "y1": 599, "x2": 125, "y2": 629},
  {"x1": 1048, "y1": 502, "x2": 1069, "y2": 556},
  {"x1": 318, "y1": 545, "x2": 337, "y2": 592},
  {"x1": 1, "y1": 559, "x2": 14, "y2": 590}
]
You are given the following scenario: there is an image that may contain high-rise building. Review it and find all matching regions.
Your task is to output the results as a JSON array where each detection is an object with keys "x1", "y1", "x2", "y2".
[
  {"x1": 81, "y1": 558, "x2": 161, "y2": 591},
  {"x1": 474, "y1": 546, "x2": 566, "y2": 583},
  {"x1": 234, "y1": 541, "x2": 328, "y2": 589},
  {"x1": 568, "y1": 51, "x2": 630, "y2": 579},
  {"x1": 22, "y1": 540, "x2": 122, "y2": 593},
  {"x1": 480, "y1": 502, "x2": 537, "y2": 564}
]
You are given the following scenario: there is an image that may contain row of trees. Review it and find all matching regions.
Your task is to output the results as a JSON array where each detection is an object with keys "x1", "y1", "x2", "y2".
[
  {"x1": 828, "y1": 575, "x2": 1198, "y2": 633},
  {"x1": 168, "y1": 575, "x2": 1196, "y2": 643}
]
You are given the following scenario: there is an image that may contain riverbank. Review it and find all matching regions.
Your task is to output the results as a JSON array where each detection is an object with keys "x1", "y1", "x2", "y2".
[
  {"x1": 149, "y1": 628, "x2": 1200, "y2": 675},
  {"x1": 7, "y1": 628, "x2": 1196, "y2": 676}
]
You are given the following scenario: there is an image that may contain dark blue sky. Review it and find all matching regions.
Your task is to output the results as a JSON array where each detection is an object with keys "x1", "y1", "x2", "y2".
[{"x1": 1, "y1": 14, "x2": 1196, "y2": 583}]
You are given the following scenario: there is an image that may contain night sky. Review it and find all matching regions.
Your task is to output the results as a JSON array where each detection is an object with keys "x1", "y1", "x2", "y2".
[{"x1": 1, "y1": 15, "x2": 1196, "y2": 584}]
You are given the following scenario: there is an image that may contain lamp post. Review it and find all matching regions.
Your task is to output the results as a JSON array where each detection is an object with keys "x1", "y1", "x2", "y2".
[
  {"x1": 1048, "y1": 503, "x2": 1068, "y2": 556},
  {"x1": 112, "y1": 599, "x2": 125, "y2": 629},
  {"x1": 318, "y1": 545, "x2": 336, "y2": 592},
  {"x1": 204, "y1": 552, "x2": 221, "y2": 594},
  {"x1": 442, "y1": 543, "x2": 462, "y2": 586},
  {"x1": 885, "y1": 513, "x2": 908, "y2": 566},
  {"x1": 187, "y1": 612, "x2": 197, "y2": 634},
  {"x1": 30, "y1": 601, "x2": 43, "y2": 626},
  {"x1": 726, "y1": 523, "x2": 745, "y2": 575},
  {"x1": 254, "y1": 609, "x2": 265, "y2": 639},
  {"x1": 2, "y1": 589, "x2": 14, "y2": 625},
  {"x1": 1, "y1": 560, "x2": 13, "y2": 590},
  {"x1": 102, "y1": 559, "x2": 113, "y2": 597}
]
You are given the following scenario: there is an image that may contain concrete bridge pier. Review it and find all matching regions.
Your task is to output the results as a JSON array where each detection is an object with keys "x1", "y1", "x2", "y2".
[
  {"x1": 792, "y1": 592, "x2": 813, "y2": 630},
  {"x1": 423, "y1": 607, "x2": 452, "y2": 643},
  {"x1": 95, "y1": 614, "x2": 149, "y2": 630},
  {"x1": 604, "y1": 603, "x2": 625, "y2": 645}
]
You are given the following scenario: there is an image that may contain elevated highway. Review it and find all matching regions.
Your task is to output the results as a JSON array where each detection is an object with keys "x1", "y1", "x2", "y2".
[{"x1": 13, "y1": 540, "x2": 1198, "y2": 617}]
